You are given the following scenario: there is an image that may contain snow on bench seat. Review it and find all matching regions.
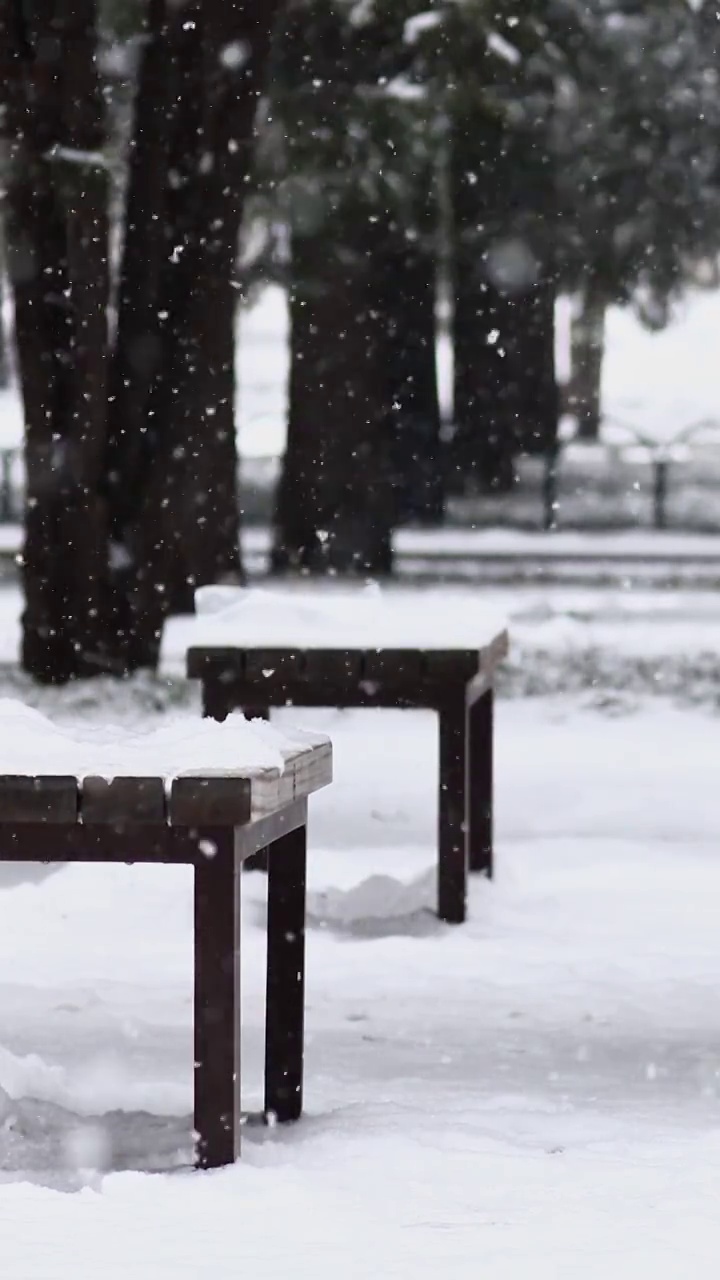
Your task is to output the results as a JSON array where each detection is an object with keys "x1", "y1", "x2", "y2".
[
  {"x1": 189, "y1": 584, "x2": 509, "y2": 653},
  {"x1": 0, "y1": 700, "x2": 332, "y2": 824}
]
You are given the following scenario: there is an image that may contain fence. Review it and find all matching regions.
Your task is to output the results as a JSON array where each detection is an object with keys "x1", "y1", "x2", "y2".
[
  {"x1": 537, "y1": 418, "x2": 720, "y2": 532},
  {"x1": 3, "y1": 419, "x2": 720, "y2": 532}
]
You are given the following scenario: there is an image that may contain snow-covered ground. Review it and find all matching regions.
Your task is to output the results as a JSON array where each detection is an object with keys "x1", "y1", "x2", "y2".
[
  {"x1": 3, "y1": 285, "x2": 720, "y2": 457},
  {"x1": 1, "y1": 583, "x2": 720, "y2": 1274}
]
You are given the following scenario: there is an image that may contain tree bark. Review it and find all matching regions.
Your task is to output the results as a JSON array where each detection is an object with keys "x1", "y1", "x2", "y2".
[
  {"x1": 450, "y1": 109, "x2": 558, "y2": 491},
  {"x1": 2, "y1": 0, "x2": 279, "y2": 680},
  {"x1": 383, "y1": 209, "x2": 443, "y2": 526},
  {"x1": 3, "y1": 0, "x2": 111, "y2": 682},
  {"x1": 569, "y1": 276, "x2": 606, "y2": 442},
  {"x1": 0, "y1": 221, "x2": 10, "y2": 389},
  {"x1": 273, "y1": 196, "x2": 395, "y2": 576},
  {"x1": 450, "y1": 108, "x2": 516, "y2": 492}
]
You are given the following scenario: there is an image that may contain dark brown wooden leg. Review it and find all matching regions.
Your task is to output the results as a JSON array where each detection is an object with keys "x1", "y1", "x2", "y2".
[
  {"x1": 437, "y1": 695, "x2": 468, "y2": 924},
  {"x1": 201, "y1": 676, "x2": 230, "y2": 722},
  {"x1": 242, "y1": 706, "x2": 271, "y2": 872},
  {"x1": 468, "y1": 687, "x2": 494, "y2": 877},
  {"x1": 264, "y1": 816, "x2": 307, "y2": 1122},
  {"x1": 194, "y1": 828, "x2": 241, "y2": 1168}
]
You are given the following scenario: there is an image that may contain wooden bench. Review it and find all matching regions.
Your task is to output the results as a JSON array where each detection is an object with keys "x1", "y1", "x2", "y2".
[
  {"x1": 187, "y1": 599, "x2": 508, "y2": 926},
  {"x1": 0, "y1": 727, "x2": 331, "y2": 1170}
]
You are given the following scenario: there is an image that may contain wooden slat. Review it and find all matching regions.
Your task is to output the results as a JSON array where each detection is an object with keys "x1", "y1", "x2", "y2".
[
  {"x1": 0, "y1": 823, "x2": 197, "y2": 864},
  {"x1": 0, "y1": 775, "x2": 78, "y2": 823},
  {"x1": 362, "y1": 649, "x2": 423, "y2": 683},
  {"x1": 479, "y1": 628, "x2": 510, "y2": 675},
  {"x1": 244, "y1": 766, "x2": 285, "y2": 820},
  {"x1": 286, "y1": 741, "x2": 333, "y2": 800},
  {"x1": 302, "y1": 650, "x2": 363, "y2": 683},
  {"x1": 170, "y1": 776, "x2": 252, "y2": 827},
  {"x1": 187, "y1": 647, "x2": 247, "y2": 679},
  {"x1": 81, "y1": 776, "x2": 167, "y2": 825},
  {"x1": 233, "y1": 798, "x2": 307, "y2": 862},
  {"x1": 248, "y1": 743, "x2": 333, "y2": 820},
  {"x1": 243, "y1": 649, "x2": 306, "y2": 682},
  {"x1": 423, "y1": 650, "x2": 481, "y2": 683}
]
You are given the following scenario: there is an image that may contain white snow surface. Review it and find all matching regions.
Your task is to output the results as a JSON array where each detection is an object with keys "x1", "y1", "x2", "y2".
[
  {"x1": 0, "y1": 699, "x2": 320, "y2": 779},
  {"x1": 3, "y1": 579, "x2": 720, "y2": 674},
  {"x1": 1, "y1": 591, "x2": 720, "y2": 1273},
  {"x1": 2, "y1": 693, "x2": 720, "y2": 1273},
  {"x1": 192, "y1": 583, "x2": 508, "y2": 650}
]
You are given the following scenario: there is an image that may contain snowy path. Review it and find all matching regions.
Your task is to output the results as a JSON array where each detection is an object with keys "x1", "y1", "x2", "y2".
[{"x1": 1, "y1": 683, "x2": 720, "y2": 1274}]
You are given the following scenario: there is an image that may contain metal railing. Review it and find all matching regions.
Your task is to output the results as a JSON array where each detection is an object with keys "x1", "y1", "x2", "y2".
[
  {"x1": 540, "y1": 418, "x2": 720, "y2": 531},
  {"x1": 4, "y1": 419, "x2": 720, "y2": 533}
]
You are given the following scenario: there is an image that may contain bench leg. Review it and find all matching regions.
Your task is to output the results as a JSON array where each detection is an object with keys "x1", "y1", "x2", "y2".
[
  {"x1": 437, "y1": 696, "x2": 468, "y2": 924},
  {"x1": 264, "y1": 820, "x2": 307, "y2": 1123},
  {"x1": 194, "y1": 829, "x2": 241, "y2": 1168},
  {"x1": 202, "y1": 677, "x2": 230, "y2": 722},
  {"x1": 468, "y1": 687, "x2": 494, "y2": 877},
  {"x1": 242, "y1": 707, "x2": 271, "y2": 873}
]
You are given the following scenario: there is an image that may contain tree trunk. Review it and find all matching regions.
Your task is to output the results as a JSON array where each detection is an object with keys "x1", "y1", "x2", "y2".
[
  {"x1": 503, "y1": 269, "x2": 558, "y2": 459},
  {"x1": 450, "y1": 109, "x2": 517, "y2": 493},
  {"x1": 383, "y1": 213, "x2": 444, "y2": 526},
  {"x1": 0, "y1": 221, "x2": 10, "y2": 389},
  {"x1": 569, "y1": 277, "x2": 606, "y2": 442},
  {"x1": 450, "y1": 109, "x2": 558, "y2": 491},
  {"x1": 273, "y1": 197, "x2": 395, "y2": 576},
  {"x1": 2, "y1": 0, "x2": 279, "y2": 680},
  {"x1": 105, "y1": 0, "x2": 277, "y2": 669},
  {"x1": 3, "y1": 0, "x2": 111, "y2": 682}
]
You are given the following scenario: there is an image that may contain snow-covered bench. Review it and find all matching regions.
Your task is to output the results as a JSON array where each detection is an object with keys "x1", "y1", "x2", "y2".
[
  {"x1": 186, "y1": 586, "x2": 509, "y2": 925},
  {"x1": 0, "y1": 701, "x2": 332, "y2": 1169}
]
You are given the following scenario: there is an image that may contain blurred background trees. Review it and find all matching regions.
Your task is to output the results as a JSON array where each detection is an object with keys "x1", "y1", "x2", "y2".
[
  {"x1": 1, "y1": 0, "x2": 719, "y2": 678},
  {"x1": 1, "y1": 0, "x2": 280, "y2": 679}
]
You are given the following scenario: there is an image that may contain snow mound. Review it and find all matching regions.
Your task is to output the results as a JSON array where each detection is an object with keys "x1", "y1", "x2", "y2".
[
  {"x1": 192, "y1": 584, "x2": 507, "y2": 650},
  {"x1": 0, "y1": 698, "x2": 324, "y2": 780},
  {"x1": 305, "y1": 869, "x2": 440, "y2": 936}
]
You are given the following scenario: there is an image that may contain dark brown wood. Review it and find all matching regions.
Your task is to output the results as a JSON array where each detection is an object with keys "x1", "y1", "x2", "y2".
[
  {"x1": 0, "y1": 776, "x2": 78, "y2": 823},
  {"x1": 244, "y1": 650, "x2": 306, "y2": 681},
  {"x1": 242, "y1": 707, "x2": 270, "y2": 722},
  {"x1": 234, "y1": 799, "x2": 307, "y2": 863},
  {"x1": 188, "y1": 647, "x2": 247, "y2": 680},
  {"x1": 202, "y1": 675, "x2": 232, "y2": 722},
  {"x1": 170, "y1": 776, "x2": 252, "y2": 827},
  {"x1": 265, "y1": 819, "x2": 307, "y2": 1123},
  {"x1": 0, "y1": 823, "x2": 198, "y2": 863},
  {"x1": 0, "y1": 779, "x2": 318, "y2": 1165},
  {"x1": 468, "y1": 688, "x2": 493, "y2": 877},
  {"x1": 437, "y1": 697, "x2": 468, "y2": 924},
  {"x1": 192, "y1": 639, "x2": 504, "y2": 912},
  {"x1": 236, "y1": 706, "x2": 272, "y2": 873},
  {"x1": 362, "y1": 650, "x2": 423, "y2": 683},
  {"x1": 196, "y1": 671, "x2": 450, "y2": 713},
  {"x1": 424, "y1": 650, "x2": 481, "y2": 683},
  {"x1": 81, "y1": 776, "x2": 166, "y2": 824},
  {"x1": 303, "y1": 650, "x2": 363, "y2": 683},
  {"x1": 194, "y1": 826, "x2": 241, "y2": 1168}
]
